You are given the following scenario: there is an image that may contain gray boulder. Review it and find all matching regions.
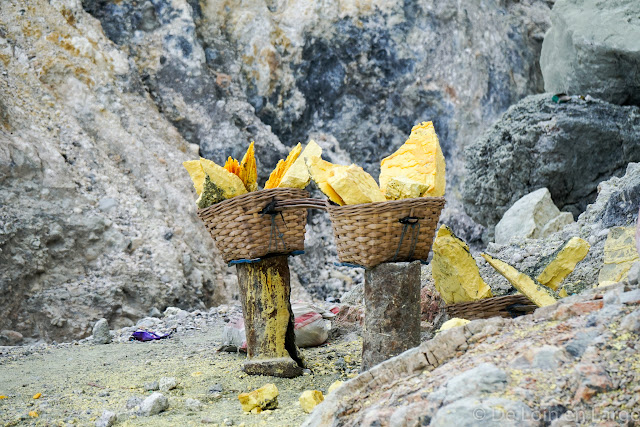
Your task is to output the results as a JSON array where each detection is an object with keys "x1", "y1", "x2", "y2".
[
  {"x1": 92, "y1": 319, "x2": 111, "y2": 345},
  {"x1": 442, "y1": 363, "x2": 508, "y2": 404},
  {"x1": 495, "y1": 188, "x2": 573, "y2": 244},
  {"x1": 463, "y1": 94, "x2": 640, "y2": 233},
  {"x1": 431, "y1": 397, "x2": 536, "y2": 427},
  {"x1": 540, "y1": 0, "x2": 640, "y2": 106}
]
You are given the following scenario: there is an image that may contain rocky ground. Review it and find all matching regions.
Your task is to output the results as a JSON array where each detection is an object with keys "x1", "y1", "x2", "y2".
[
  {"x1": 0, "y1": 305, "x2": 362, "y2": 426},
  {"x1": 306, "y1": 280, "x2": 640, "y2": 426}
]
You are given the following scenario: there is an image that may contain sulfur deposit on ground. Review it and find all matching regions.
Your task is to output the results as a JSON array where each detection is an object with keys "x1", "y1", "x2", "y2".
[{"x1": 0, "y1": 307, "x2": 362, "y2": 426}]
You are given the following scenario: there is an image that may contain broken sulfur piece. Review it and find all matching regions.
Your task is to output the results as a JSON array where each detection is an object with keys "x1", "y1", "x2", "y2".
[
  {"x1": 130, "y1": 331, "x2": 171, "y2": 342},
  {"x1": 264, "y1": 143, "x2": 302, "y2": 189},
  {"x1": 432, "y1": 225, "x2": 493, "y2": 304},
  {"x1": 482, "y1": 253, "x2": 557, "y2": 307}
]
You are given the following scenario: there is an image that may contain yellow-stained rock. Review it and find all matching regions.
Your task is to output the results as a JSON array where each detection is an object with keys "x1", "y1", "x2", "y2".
[
  {"x1": 379, "y1": 121, "x2": 446, "y2": 198},
  {"x1": 240, "y1": 141, "x2": 258, "y2": 192},
  {"x1": 264, "y1": 143, "x2": 302, "y2": 189},
  {"x1": 383, "y1": 176, "x2": 429, "y2": 200},
  {"x1": 482, "y1": 253, "x2": 557, "y2": 307},
  {"x1": 439, "y1": 318, "x2": 470, "y2": 331},
  {"x1": 327, "y1": 380, "x2": 344, "y2": 395},
  {"x1": 182, "y1": 160, "x2": 206, "y2": 195},
  {"x1": 327, "y1": 164, "x2": 386, "y2": 205},
  {"x1": 536, "y1": 237, "x2": 590, "y2": 291},
  {"x1": 598, "y1": 226, "x2": 639, "y2": 287},
  {"x1": 558, "y1": 287, "x2": 569, "y2": 298},
  {"x1": 432, "y1": 225, "x2": 493, "y2": 304},
  {"x1": 199, "y1": 158, "x2": 247, "y2": 199},
  {"x1": 306, "y1": 156, "x2": 346, "y2": 205},
  {"x1": 299, "y1": 390, "x2": 324, "y2": 413},
  {"x1": 279, "y1": 140, "x2": 322, "y2": 189},
  {"x1": 238, "y1": 384, "x2": 279, "y2": 413}
]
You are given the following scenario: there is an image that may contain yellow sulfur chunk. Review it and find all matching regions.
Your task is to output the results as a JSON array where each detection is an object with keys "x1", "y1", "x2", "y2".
[
  {"x1": 558, "y1": 287, "x2": 569, "y2": 298},
  {"x1": 380, "y1": 121, "x2": 446, "y2": 198},
  {"x1": 327, "y1": 164, "x2": 387, "y2": 205},
  {"x1": 238, "y1": 384, "x2": 279, "y2": 413},
  {"x1": 482, "y1": 253, "x2": 557, "y2": 307},
  {"x1": 224, "y1": 156, "x2": 241, "y2": 177},
  {"x1": 240, "y1": 141, "x2": 258, "y2": 192},
  {"x1": 264, "y1": 143, "x2": 302, "y2": 189},
  {"x1": 327, "y1": 380, "x2": 344, "y2": 395},
  {"x1": 182, "y1": 160, "x2": 206, "y2": 195},
  {"x1": 432, "y1": 225, "x2": 493, "y2": 304},
  {"x1": 537, "y1": 237, "x2": 590, "y2": 291},
  {"x1": 440, "y1": 318, "x2": 470, "y2": 331},
  {"x1": 598, "y1": 226, "x2": 639, "y2": 287},
  {"x1": 199, "y1": 158, "x2": 247, "y2": 199},
  {"x1": 279, "y1": 140, "x2": 323, "y2": 189},
  {"x1": 384, "y1": 176, "x2": 430, "y2": 200},
  {"x1": 299, "y1": 390, "x2": 324, "y2": 413},
  {"x1": 306, "y1": 156, "x2": 347, "y2": 205}
]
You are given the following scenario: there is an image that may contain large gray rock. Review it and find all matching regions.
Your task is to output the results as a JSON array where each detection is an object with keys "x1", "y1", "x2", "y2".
[
  {"x1": 540, "y1": 0, "x2": 640, "y2": 106},
  {"x1": 0, "y1": 0, "x2": 231, "y2": 342},
  {"x1": 92, "y1": 319, "x2": 111, "y2": 345},
  {"x1": 442, "y1": 363, "x2": 508, "y2": 404},
  {"x1": 431, "y1": 397, "x2": 536, "y2": 427},
  {"x1": 495, "y1": 188, "x2": 574, "y2": 245},
  {"x1": 139, "y1": 392, "x2": 169, "y2": 416},
  {"x1": 463, "y1": 94, "x2": 640, "y2": 233}
]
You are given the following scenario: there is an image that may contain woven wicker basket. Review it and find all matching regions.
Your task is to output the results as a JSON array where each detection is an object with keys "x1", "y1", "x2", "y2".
[
  {"x1": 446, "y1": 294, "x2": 536, "y2": 320},
  {"x1": 197, "y1": 188, "x2": 311, "y2": 263},
  {"x1": 326, "y1": 197, "x2": 446, "y2": 268}
]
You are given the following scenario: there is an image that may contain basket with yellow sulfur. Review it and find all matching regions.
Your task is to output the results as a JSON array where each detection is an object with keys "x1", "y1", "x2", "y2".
[
  {"x1": 197, "y1": 188, "x2": 323, "y2": 263},
  {"x1": 327, "y1": 197, "x2": 446, "y2": 268}
]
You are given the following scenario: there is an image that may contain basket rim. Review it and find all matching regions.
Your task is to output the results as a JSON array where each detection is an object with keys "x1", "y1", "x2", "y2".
[
  {"x1": 326, "y1": 196, "x2": 445, "y2": 216},
  {"x1": 444, "y1": 294, "x2": 534, "y2": 307},
  {"x1": 197, "y1": 187, "x2": 309, "y2": 217}
]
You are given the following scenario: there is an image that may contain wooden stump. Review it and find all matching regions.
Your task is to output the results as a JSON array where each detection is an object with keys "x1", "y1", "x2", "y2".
[
  {"x1": 235, "y1": 255, "x2": 304, "y2": 378},
  {"x1": 362, "y1": 261, "x2": 421, "y2": 371}
]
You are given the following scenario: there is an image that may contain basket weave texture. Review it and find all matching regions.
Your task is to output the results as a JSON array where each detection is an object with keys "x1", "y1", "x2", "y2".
[
  {"x1": 197, "y1": 188, "x2": 309, "y2": 263},
  {"x1": 327, "y1": 197, "x2": 445, "y2": 268},
  {"x1": 446, "y1": 294, "x2": 536, "y2": 320}
]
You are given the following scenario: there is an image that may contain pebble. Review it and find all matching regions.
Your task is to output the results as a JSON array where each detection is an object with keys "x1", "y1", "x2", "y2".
[
  {"x1": 95, "y1": 410, "x2": 117, "y2": 427},
  {"x1": 223, "y1": 418, "x2": 234, "y2": 426},
  {"x1": 139, "y1": 392, "x2": 168, "y2": 416},
  {"x1": 92, "y1": 319, "x2": 111, "y2": 345},
  {"x1": 185, "y1": 398, "x2": 203, "y2": 411},
  {"x1": 159, "y1": 377, "x2": 178, "y2": 392},
  {"x1": 144, "y1": 381, "x2": 159, "y2": 391}
]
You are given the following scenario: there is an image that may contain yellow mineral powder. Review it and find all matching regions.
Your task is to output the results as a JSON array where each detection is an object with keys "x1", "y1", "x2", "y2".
[{"x1": 598, "y1": 226, "x2": 639, "y2": 287}]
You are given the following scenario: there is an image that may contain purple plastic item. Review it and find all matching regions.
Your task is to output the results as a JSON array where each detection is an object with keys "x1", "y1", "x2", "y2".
[{"x1": 129, "y1": 330, "x2": 171, "y2": 342}]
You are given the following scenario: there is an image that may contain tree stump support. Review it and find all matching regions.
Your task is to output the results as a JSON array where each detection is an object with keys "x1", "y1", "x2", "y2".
[
  {"x1": 235, "y1": 255, "x2": 304, "y2": 378},
  {"x1": 362, "y1": 261, "x2": 421, "y2": 371}
]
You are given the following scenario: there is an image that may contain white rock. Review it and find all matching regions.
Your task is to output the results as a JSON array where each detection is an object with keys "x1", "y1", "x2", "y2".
[
  {"x1": 139, "y1": 392, "x2": 169, "y2": 416},
  {"x1": 158, "y1": 377, "x2": 178, "y2": 392},
  {"x1": 495, "y1": 188, "x2": 574, "y2": 245},
  {"x1": 95, "y1": 410, "x2": 117, "y2": 427},
  {"x1": 92, "y1": 319, "x2": 111, "y2": 345}
]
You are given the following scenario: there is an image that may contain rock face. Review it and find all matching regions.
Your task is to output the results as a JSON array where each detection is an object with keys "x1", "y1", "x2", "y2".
[
  {"x1": 0, "y1": 0, "x2": 231, "y2": 342},
  {"x1": 463, "y1": 94, "x2": 640, "y2": 233},
  {"x1": 494, "y1": 188, "x2": 574, "y2": 245},
  {"x1": 540, "y1": 0, "x2": 640, "y2": 106},
  {"x1": 82, "y1": 0, "x2": 554, "y2": 185}
]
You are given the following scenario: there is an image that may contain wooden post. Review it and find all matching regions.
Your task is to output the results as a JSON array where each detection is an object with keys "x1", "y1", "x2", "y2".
[
  {"x1": 235, "y1": 255, "x2": 304, "y2": 378},
  {"x1": 362, "y1": 261, "x2": 421, "y2": 371}
]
